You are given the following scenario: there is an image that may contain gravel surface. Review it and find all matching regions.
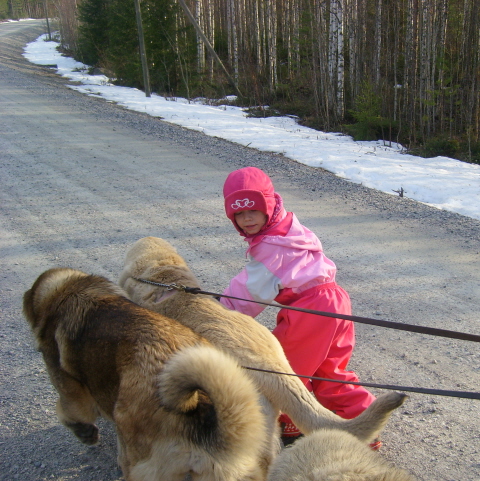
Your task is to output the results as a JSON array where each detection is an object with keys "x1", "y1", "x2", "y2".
[{"x1": 1, "y1": 19, "x2": 479, "y2": 481}]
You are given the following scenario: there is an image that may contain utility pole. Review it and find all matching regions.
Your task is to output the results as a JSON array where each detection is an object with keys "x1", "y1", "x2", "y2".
[
  {"x1": 133, "y1": 0, "x2": 151, "y2": 97},
  {"x1": 44, "y1": 0, "x2": 52, "y2": 41}
]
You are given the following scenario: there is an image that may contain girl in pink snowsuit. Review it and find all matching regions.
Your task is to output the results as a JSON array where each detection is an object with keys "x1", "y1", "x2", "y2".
[{"x1": 221, "y1": 166, "x2": 376, "y2": 441}]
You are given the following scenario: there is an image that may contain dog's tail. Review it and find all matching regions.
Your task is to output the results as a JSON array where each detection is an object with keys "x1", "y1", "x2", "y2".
[
  {"x1": 158, "y1": 344, "x2": 267, "y2": 470},
  {"x1": 292, "y1": 384, "x2": 407, "y2": 443},
  {"x1": 246, "y1": 363, "x2": 407, "y2": 443},
  {"x1": 338, "y1": 390, "x2": 408, "y2": 442}
]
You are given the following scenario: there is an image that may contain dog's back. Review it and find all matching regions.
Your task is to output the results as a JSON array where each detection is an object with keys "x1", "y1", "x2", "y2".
[
  {"x1": 24, "y1": 268, "x2": 206, "y2": 416},
  {"x1": 24, "y1": 268, "x2": 267, "y2": 481},
  {"x1": 119, "y1": 237, "x2": 407, "y2": 445}
]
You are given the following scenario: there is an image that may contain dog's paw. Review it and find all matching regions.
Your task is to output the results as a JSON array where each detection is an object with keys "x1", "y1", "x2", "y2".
[{"x1": 66, "y1": 422, "x2": 99, "y2": 445}]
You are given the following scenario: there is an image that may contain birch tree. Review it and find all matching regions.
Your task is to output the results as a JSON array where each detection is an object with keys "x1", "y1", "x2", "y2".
[
  {"x1": 327, "y1": 0, "x2": 345, "y2": 119},
  {"x1": 266, "y1": 0, "x2": 277, "y2": 89},
  {"x1": 373, "y1": 0, "x2": 382, "y2": 85},
  {"x1": 195, "y1": 0, "x2": 205, "y2": 70}
]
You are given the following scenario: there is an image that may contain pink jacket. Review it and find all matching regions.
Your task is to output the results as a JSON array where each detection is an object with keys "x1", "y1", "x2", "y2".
[{"x1": 220, "y1": 212, "x2": 337, "y2": 317}]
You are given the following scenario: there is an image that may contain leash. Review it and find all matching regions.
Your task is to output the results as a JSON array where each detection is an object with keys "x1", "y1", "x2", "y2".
[
  {"x1": 242, "y1": 367, "x2": 480, "y2": 400},
  {"x1": 132, "y1": 278, "x2": 480, "y2": 343},
  {"x1": 133, "y1": 278, "x2": 480, "y2": 401}
]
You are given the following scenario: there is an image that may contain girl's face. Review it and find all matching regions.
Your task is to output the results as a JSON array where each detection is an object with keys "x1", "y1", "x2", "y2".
[{"x1": 234, "y1": 210, "x2": 268, "y2": 235}]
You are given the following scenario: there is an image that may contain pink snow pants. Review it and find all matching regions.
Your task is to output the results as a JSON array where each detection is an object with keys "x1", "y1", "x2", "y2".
[{"x1": 273, "y1": 282, "x2": 375, "y2": 421}]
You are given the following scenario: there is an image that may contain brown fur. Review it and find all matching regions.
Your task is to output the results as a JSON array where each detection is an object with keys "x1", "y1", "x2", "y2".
[
  {"x1": 118, "y1": 237, "x2": 407, "y2": 462},
  {"x1": 267, "y1": 428, "x2": 415, "y2": 481},
  {"x1": 23, "y1": 268, "x2": 268, "y2": 481}
]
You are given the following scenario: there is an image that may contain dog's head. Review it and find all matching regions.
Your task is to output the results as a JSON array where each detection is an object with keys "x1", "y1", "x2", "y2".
[
  {"x1": 119, "y1": 237, "x2": 201, "y2": 301},
  {"x1": 24, "y1": 268, "x2": 128, "y2": 349},
  {"x1": 123, "y1": 237, "x2": 188, "y2": 270},
  {"x1": 23, "y1": 268, "x2": 88, "y2": 344}
]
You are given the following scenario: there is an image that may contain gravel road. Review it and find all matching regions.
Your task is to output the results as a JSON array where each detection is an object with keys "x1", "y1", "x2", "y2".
[{"x1": 1, "y1": 19, "x2": 479, "y2": 481}]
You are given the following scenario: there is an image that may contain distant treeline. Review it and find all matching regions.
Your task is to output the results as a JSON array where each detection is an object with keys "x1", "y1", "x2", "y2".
[
  {"x1": 0, "y1": 0, "x2": 46, "y2": 19},
  {"x1": 11, "y1": 0, "x2": 480, "y2": 162}
]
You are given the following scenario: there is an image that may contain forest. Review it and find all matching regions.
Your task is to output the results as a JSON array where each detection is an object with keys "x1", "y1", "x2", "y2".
[{"x1": 3, "y1": 0, "x2": 480, "y2": 163}]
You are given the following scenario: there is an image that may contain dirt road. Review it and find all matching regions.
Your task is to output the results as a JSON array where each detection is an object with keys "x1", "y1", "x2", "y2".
[{"x1": 1, "y1": 19, "x2": 479, "y2": 481}]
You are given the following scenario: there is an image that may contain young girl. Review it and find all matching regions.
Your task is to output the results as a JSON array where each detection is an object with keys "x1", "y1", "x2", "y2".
[{"x1": 220, "y1": 166, "x2": 378, "y2": 446}]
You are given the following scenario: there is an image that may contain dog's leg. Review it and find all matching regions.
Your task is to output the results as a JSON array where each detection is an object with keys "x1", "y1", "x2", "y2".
[
  {"x1": 54, "y1": 372, "x2": 100, "y2": 445},
  {"x1": 258, "y1": 397, "x2": 282, "y2": 477},
  {"x1": 115, "y1": 432, "x2": 133, "y2": 481}
]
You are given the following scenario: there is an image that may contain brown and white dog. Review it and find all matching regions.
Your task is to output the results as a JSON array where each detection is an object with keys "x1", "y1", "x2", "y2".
[
  {"x1": 23, "y1": 267, "x2": 268, "y2": 481},
  {"x1": 266, "y1": 428, "x2": 415, "y2": 481},
  {"x1": 119, "y1": 236, "x2": 407, "y2": 467}
]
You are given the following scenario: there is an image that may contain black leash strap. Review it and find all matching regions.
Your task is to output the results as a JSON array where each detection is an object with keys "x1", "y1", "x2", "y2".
[
  {"x1": 132, "y1": 278, "x2": 480, "y2": 343},
  {"x1": 218, "y1": 293, "x2": 480, "y2": 343},
  {"x1": 133, "y1": 278, "x2": 480, "y2": 400},
  {"x1": 243, "y1": 367, "x2": 480, "y2": 400}
]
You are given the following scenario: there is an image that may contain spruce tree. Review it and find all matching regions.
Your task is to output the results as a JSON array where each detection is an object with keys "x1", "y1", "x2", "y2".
[{"x1": 77, "y1": 0, "x2": 110, "y2": 67}]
